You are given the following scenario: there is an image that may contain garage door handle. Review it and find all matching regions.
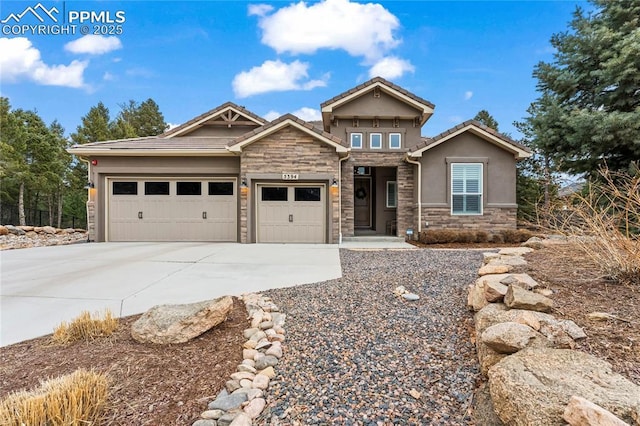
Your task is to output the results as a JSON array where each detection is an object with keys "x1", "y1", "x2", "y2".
[
  {"x1": 289, "y1": 214, "x2": 293, "y2": 223},
  {"x1": 202, "y1": 211, "x2": 207, "y2": 219},
  {"x1": 138, "y1": 211, "x2": 143, "y2": 219}
]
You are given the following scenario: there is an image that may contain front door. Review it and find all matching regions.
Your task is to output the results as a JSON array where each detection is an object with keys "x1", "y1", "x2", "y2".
[{"x1": 354, "y1": 177, "x2": 371, "y2": 228}]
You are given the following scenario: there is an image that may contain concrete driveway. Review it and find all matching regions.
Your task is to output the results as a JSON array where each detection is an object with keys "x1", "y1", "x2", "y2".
[{"x1": 0, "y1": 242, "x2": 341, "y2": 347}]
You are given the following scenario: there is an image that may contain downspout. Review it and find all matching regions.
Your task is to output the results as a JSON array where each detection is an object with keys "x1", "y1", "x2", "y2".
[
  {"x1": 338, "y1": 153, "x2": 351, "y2": 244},
  {"x1": 404, "y1": 155, "x2": 422, "y2": 236}
]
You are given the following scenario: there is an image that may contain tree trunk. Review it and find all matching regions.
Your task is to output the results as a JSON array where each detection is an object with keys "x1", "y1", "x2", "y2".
[
  {"x1": 48, "y1": 195, "x2": 54, "y2": 226},
  {"x1": 543, "y1": 155, "x2": 551, "y2": 209},
  {"x1": 18, "y1": 181, "x2": 26, "y2": 226},
  {"x1": 57, "y1": 191, "x2": 63, "y2": 228}
]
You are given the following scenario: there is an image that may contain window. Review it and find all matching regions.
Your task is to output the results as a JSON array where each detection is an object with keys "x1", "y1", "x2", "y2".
[
  {"x1": 386, "y1": 181, "x2": 397, "y2": 208},
  {"x1": 451, "y1": 164, "x2": 482, "y2": 215},
  {"x1": 209, "y1": 182, "x2": 234, "y2": 195},
  {"x1": 295, "y1": 187, "x2": 321, "y2": 201},
  {"x1": 145, "y1": 182, "x2": 169, "y2": 195},
  {"x1": 350, "y1": 133, "x2": 363, "y2": 149},
  {"x1": 261, "y1": 187, "x2": 288, "y2": 201},
  {"x1": 177, "y1": 181, "x2": 202, "y2": 195},
  {"x1": 370, "y1": 133, "x2": 382, "y2": 149},
  {"x1": 113, "y1": 182, "x2": 137, "y2": 195},
  {"x1": 389, "y1": 133, "x2": 401, "y2": 149}
]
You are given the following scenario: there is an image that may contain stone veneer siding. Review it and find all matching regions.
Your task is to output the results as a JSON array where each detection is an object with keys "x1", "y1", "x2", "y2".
[
  {"x1": 239, "y1": 126, "x2": 341, "y2": 243},
  {"x1": 421, "y1": 206, "x2": 517, "y2": 232},
  {"x1": 87, "y1": 200, "x2": 96, "y2": 241},
  {"x1": 341, "y1": 152, "x2": 415, "y2": 238}
]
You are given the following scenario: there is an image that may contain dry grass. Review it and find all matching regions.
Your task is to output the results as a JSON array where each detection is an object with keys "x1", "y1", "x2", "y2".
[
  {"x1": 0, "y1": 369, "x2": 109, "y2": 426},
  {"x1": 52, "y1": 310, "x2": 119, "y2": 345},
  {"x1": 547, "y1": 168, "x2": 640, "y2": 285},
  {"x1": 418, "y1": 228, "x2": 532, "y2": 245}
]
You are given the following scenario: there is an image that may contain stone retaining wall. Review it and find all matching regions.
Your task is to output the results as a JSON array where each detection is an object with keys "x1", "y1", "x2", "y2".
[
  {"x1": 469, "y1": 241, "x2": 640, "y2": 425},
  {"x1": 0, "y1": 224, "x2": 87, "y2": 250}
]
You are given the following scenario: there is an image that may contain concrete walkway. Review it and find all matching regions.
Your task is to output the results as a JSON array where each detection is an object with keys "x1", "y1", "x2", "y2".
[{"x1": 0, "y1": 242, "x2": 341, "y2": 347}]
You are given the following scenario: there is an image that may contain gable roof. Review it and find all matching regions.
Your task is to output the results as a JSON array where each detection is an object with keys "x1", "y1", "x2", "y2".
[
  {"x1": 320, "y1": 77, "x2": 435, "y2": 128},
  {"x1": 162, "y1": 102, "x2": 267, "y2": 138},
  {"x1": 409, "y1": 120, "x2": 532, "y2": 159},
  {"x1": 227, "y1": 113, "x2": 348, "y2": 155}
]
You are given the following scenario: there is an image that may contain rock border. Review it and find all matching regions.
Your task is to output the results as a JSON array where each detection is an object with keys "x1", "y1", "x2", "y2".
[
  {"x1": 0, "y1": 224, "x2": 87, "y2": 250},
  {"x1": 193, "y1": 293, "x2": 285, "y2": 426},
  {"x1": 468, "y1": 237, "x2": 638, "y2": 425}
]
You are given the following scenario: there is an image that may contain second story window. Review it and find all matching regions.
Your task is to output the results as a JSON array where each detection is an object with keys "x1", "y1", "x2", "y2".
[
  {"x1": 351, "y1": 133, "x2": 363, "y2": 149},
  {"x1": 370, "y1": 133, "x2": 382, "y2": 149},
  {"x1": 389, "y1": 133, "x2": 401, "y2": 149}
]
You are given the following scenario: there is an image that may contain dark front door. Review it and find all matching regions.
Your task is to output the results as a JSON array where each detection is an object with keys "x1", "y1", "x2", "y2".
[{"x1": 354, "y1": 177, "x2": 371, "y2": 228}]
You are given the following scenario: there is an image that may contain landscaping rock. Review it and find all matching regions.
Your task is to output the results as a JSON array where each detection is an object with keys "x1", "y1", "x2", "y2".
[
  {"x1": 229, "y1": 413, "x2": 252, "y2": 426},
  {"x1": 131, "y1": 296, "x2": 233, "y2": 344},
  {"x1": 489, "y1": 348, "x2": 640, "y2": 425},
  {"x1": 505, "y1": 284, "x2": 553, "y2": 313},
  {"x1": 193, "y1": 420, "x2": 217, "y2": 426},
  {"x1": 483, "y1": 252, "x2": 501, "y2": 264},
  {"x1": 402, "y1": 293, "x2": 420, "y2": 301},
  {"x1": 498, "y1": 247, "x2": 534, "y2": 256},
  {"x1": 42, "y1": 225, "x2": 56, "y2": 234},
  {"x1": 5, "y1": 225, "x2": 25, "y2": 235},
  {"x1": 201, "y1": 409, "x2": 224, "y2": 420},
  {"x1": 468, "y1": 280, "x2": 489, "y2": 311},
  {"x1": 481, "y1": 322, "x2": 540, "y2": 354},
  {"x1": 478, "y1": 263, "x2": 511, "y2": 276},
  {"x1": 563, "y1": 395, "x2": 631, "y2": 426},
  {"x1": 244, "y1": 397, "x2": 266, "y2": 419},
  {"x1": 254, "y1": 355, "x2": 278, "y2": 370},
  {"x1": 484, "y1": 281, "x2": 508, "y2": 302},
  {"x1": 522, "y1": 236, "x2": 545, "y2": 250},
  {"x1": 0, "y1": 225, "x2": 9, "y2": 236},
  {"x1": 490, "y1": 255, "x2": 528, "y2": 267},
  {"x1": 500, "y1": 273, "x2": 539, "y2": 290},
  {"x1": 208, "y1": 392, "x2": 248, "y2": 411}
]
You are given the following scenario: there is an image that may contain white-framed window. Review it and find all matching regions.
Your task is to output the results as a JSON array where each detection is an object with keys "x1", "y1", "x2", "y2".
[
  {"x1": 350, "y1": 133, "x2": 363, "y2": 149},
  {"x1": 451, "y1": 163, "x2": 482, "y2": 215},
  {"x1": 386, "y1": 181, "x2": 397, "y2": 208},
  {"x1": 389, "y1": 133, "x2": 401, "y2": 149},
  {"x1": 370, "y1": 133, "x2": 382, "y2": 149}
]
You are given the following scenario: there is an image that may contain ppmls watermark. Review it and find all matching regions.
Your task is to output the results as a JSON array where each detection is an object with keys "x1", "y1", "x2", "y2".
[{"x1": 1, "y1": 2, "x2": 126, "y2": 36}]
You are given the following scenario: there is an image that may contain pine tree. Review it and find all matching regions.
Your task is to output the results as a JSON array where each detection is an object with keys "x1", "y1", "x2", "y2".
[{"x1": 473, "y1": 110, "x2": 499, "y2": 131}]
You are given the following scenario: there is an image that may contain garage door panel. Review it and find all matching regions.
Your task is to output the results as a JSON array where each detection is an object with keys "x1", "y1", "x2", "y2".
[
  {"x1": 257, "y1": 185, "x2": 325, "y2": 243},
  {"x1": 108, "y1": 179, "x2": 237, "y2": 242}
]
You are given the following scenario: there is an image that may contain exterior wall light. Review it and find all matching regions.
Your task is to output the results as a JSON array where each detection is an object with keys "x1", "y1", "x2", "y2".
[
  {"x1": 330, "y1": 178, "x2": 339, "y2": 196},
  {"x1": 84, "y1": 181, "x2": 95, "y2": 189},
  {"x1": 240, "y1": 179, "x2": 248, "y2": 194}
]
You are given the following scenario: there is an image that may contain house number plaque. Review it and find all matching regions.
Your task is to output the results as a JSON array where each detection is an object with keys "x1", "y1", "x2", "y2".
[{"x1": 282, "y1": 173, "x2": 299, "y2": 180}]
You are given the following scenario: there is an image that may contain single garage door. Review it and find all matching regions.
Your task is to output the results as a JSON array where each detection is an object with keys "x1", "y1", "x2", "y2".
[
  {"x1": 108, "y1": 178, "x2": 237, "y2": 242},
  {"x1": 257, "y1": 184, "x2": 326, "y2": 243}
]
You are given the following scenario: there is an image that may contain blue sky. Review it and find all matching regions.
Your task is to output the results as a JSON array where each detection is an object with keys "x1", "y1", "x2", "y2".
[{"x1": 1, "y1": 0, "x2": 588, "y2": 140}]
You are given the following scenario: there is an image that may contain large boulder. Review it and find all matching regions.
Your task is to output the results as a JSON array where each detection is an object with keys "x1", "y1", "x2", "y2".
[
  {"x1": 5, "y1": 225, "x2": 25, "y2": 235},
  {"x1": 131, "y1": 296, "x2": 233, "y2": 344},
  {"x1": 505, "y1": 284, "x2": 553, "y2": 312},
  {"x1": 489, "y1": 348, "x2": 640, "y2": 425}
]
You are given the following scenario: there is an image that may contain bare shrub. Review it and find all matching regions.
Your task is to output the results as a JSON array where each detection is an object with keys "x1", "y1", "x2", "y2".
[
  {"x1": 475, "y1": 230, "x2": 489, "y2": 243},
  {"x1": 52, "y1": 310, "x2": 119, "y2": 345},
  {"x1": 0, "y1": 369, "x2": 109, "y2": 425},
  {"x1": 546, "y1": 167, "x2": 640, "y2": 285}
]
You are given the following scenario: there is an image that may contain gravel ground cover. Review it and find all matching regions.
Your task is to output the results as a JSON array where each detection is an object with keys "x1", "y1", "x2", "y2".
[{"x1": 258, "y1": 248, "x2": 483, "y2": 425}]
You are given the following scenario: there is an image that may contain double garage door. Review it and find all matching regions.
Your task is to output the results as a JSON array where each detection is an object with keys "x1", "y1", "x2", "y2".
[
  {"x1": 256, "y1": 184, "x2": 326, "y2": 243},
  {"x1": 108, "y1": 178, "x2": 237, "y2": 242}
]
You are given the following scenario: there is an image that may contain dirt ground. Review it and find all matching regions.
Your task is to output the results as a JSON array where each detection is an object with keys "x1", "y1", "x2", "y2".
[
  {"x1": 1, "y1": 244, "x2": 638, "y2": 425},
  {"x1": 0, "y1": 298, "x2": 248, "y2": 425}
]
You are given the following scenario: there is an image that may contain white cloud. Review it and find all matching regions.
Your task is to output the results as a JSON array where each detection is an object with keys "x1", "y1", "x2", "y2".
[
  {"x1": 103, "y1": 72, "x2": 115, "y2": 81},
  {"x1": 232, "y1": 59, "x2": 328, "y2": 98},
  {"x1": 64, "y1": 35, "x2": 122, "y2": 55},
  {"x1": 263, "y1": 110, "x2": 281, "y2": 121},
  {"x1": 292, "y1": 107, "x2": 321, "y2": 122},
  {"x1": 449, "y1": 115, "x2": 463, "y2": 123},
  {"x1": 464, "y1": 91, "x2": 473, "y2": 100},
  {"x1": 368, "y1": 56, "x2": 414, "y2": 79},
  {"x1": 248, "y1": 3, "x2": 274, "y2": 17},
  {"x1": 253, "y1": 0, "x2": 400, "y2": 61},
  {"x1": 0, "y1": 37, "x2": 87, "y2": 88},
  {"x1": 263, "y1": 107, "x2": 321, "y2": 122}
]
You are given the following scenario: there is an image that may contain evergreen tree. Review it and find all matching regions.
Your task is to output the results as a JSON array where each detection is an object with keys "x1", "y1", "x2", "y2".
[
  {"x1": 70, "y1": 102, "x2": 111, "y2": 145},
  {"x1": 116, "y1": 98, "x2": 167, "y2": 137},
  {"x1": 532, "y1": 0, "x2": 640, "y2": 176},
  {"x1": 473, "y1": 110, "x2": 499, "y2": 131}
]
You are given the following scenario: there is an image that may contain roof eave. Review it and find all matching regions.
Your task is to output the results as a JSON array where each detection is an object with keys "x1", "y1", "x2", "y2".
[{"x1": 67, "y1": 148, "x2": 235, "y2": 157}]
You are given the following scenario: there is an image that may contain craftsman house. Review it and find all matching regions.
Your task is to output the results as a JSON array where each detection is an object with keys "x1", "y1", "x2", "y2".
[{"x1": 68, "y1": 77, "x2": 531, "y2": 243}]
